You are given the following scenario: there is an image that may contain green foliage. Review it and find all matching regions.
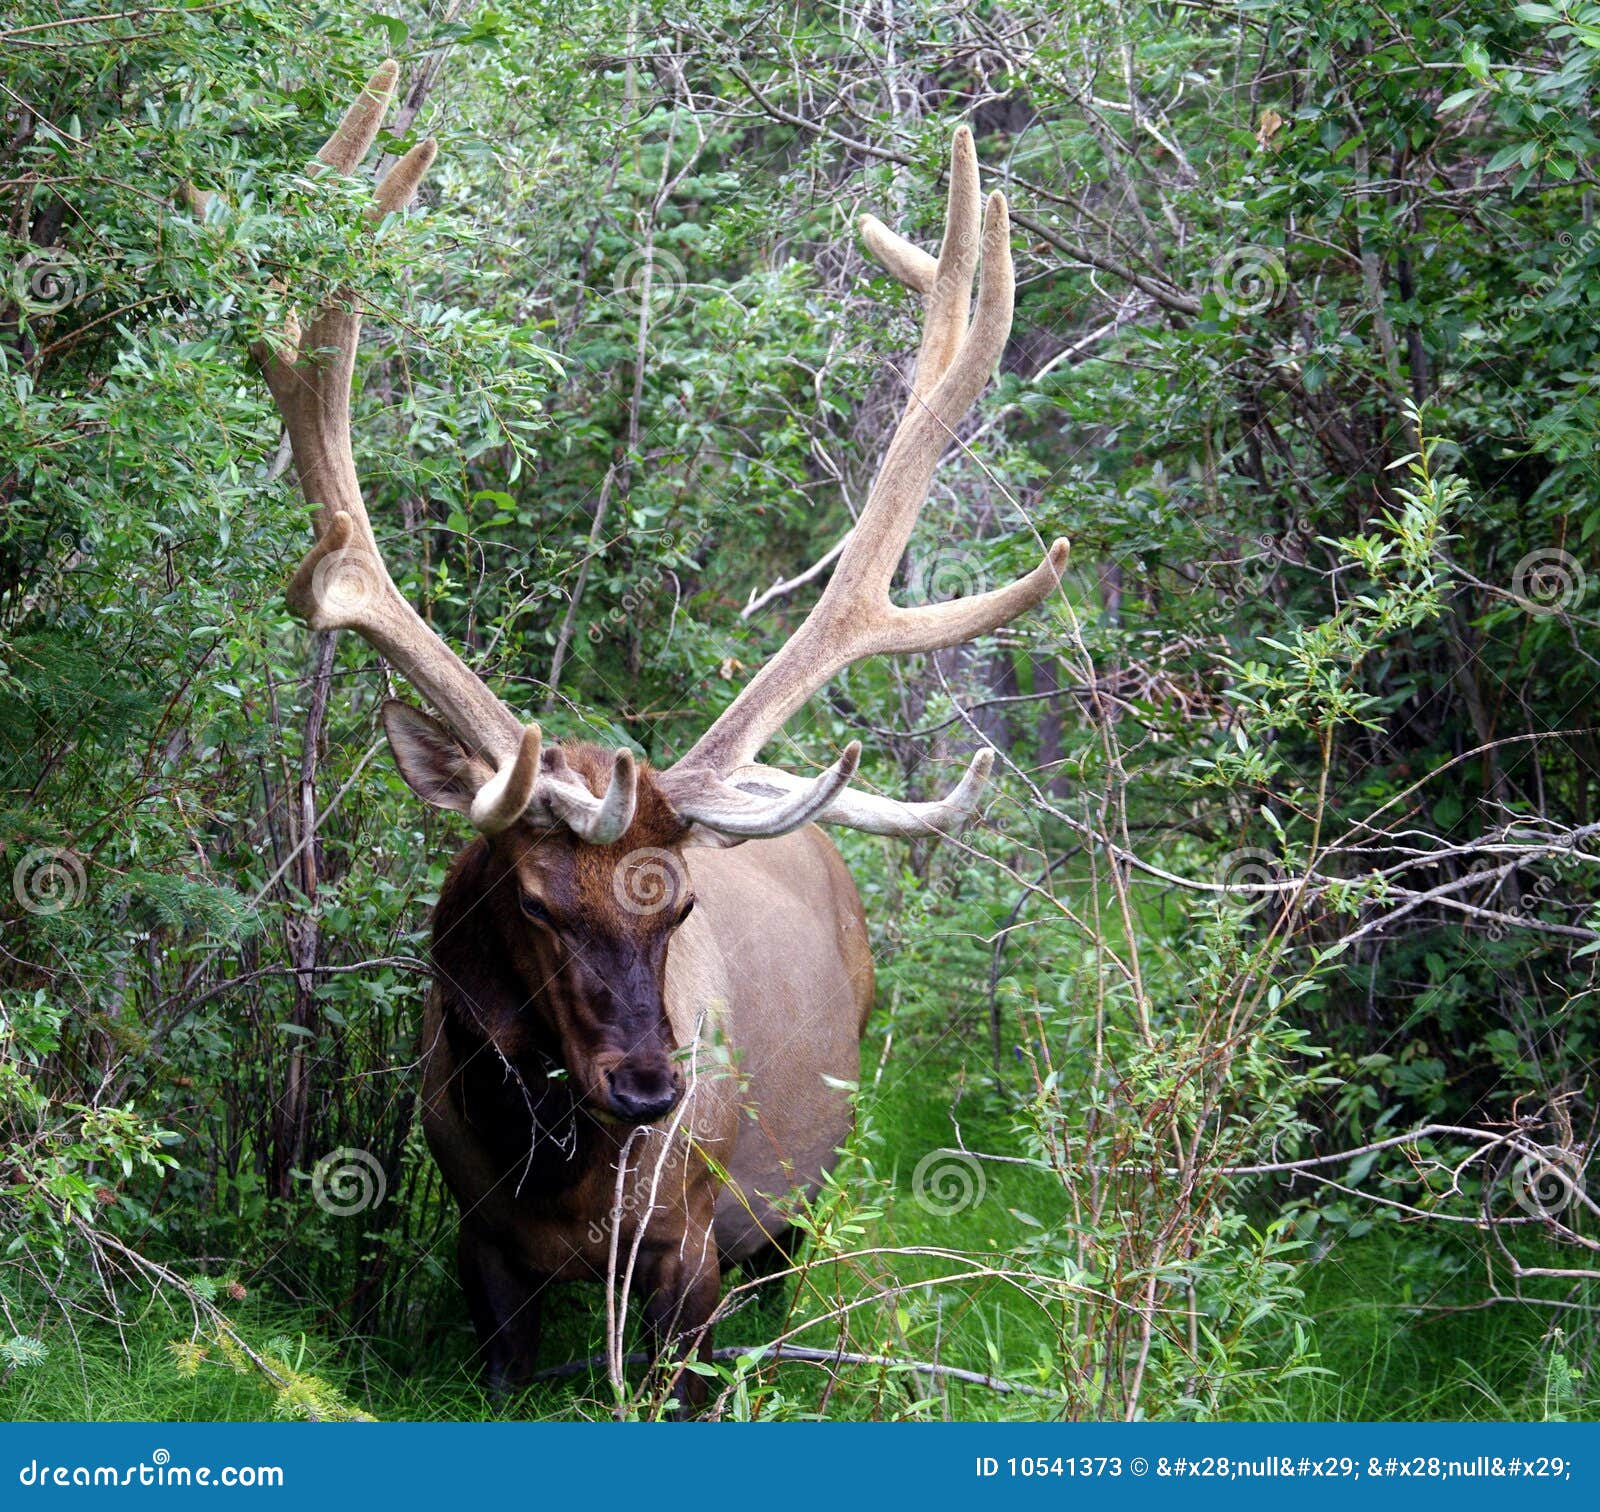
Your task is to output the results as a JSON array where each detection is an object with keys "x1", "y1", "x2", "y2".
[{"x1": 3, "y1": 0, "x2": 1598, "y2": 1422}]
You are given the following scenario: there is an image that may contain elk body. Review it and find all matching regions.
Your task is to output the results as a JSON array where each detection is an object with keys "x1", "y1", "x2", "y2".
[{"x1": 223, "y1": 62, "x2": 1066, "y2": 1404}]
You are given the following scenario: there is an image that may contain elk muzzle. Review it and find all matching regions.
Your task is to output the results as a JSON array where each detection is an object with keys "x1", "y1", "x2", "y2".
[
  {"x1": 557, "y1": 940, "x2": 686, "y2": 1125},
  {"x1": 602, "y1": 1057, "x2": 685, "y2": 1123},
  {"x1": 578, "y1": 1030, "x2": 685, "y2": 1124}
]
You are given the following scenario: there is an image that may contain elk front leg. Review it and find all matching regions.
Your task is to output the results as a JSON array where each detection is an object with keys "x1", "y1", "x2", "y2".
[
  {"x1": 458, "y1": 1224, "x2": 545, "y2": 1394},
  {"x1": 642, "y1": 1241, "x2": 721, "y2": 1412}
]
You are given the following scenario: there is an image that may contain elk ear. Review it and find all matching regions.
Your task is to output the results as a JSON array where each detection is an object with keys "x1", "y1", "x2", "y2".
[{"x1": 381, "y1": 699, "x2": 495, "y2": 814}]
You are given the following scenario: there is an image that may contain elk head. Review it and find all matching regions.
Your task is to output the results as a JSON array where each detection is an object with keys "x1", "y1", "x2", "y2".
[
  {"x1": 386, "y1": 700, "x2": 695, "y2": 1124},
  {"x1": 209, "y1": 62, "x2": 1067, "y2": 1123}
]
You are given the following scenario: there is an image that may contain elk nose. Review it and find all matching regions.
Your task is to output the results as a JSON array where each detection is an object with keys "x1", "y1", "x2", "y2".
[{"x1": 604, "y1": 1065, "x2": 683, "y2": 1123}]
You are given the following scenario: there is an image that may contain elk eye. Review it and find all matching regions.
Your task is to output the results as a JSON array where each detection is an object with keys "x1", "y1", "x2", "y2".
[
  {"x1": 676, "y1": 896, "x2": 696, "y2": 926},
  {"x1": 520, "y1": 893, "x2": 553, "y2": 926}
]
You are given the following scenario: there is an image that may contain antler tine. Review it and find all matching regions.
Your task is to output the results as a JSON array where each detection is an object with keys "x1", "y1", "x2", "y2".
[
  {"x1": 861, "y1": 189, "x2": 1069, "y2": 657},
  {"x1": 673, "y1": 747, "x2": 997, "y2": 839},
  {"x1": 861, "y1": 127, "x2": 984, "y2": 384},
  {"x1": 469, "y1": 724, "x2": 543, "y2": 833},
  {"x1": 825, "y1": 184, "x2": 1021, "y2": 610},
  {"x1": 313, "y1": 59, "x2": 399, "y2": 176},
  {"x1": 243, "y1": 64, "x2": 533, "y2": 771},
  {"x1": 544, "y1": 749, "x2": 640, "y2": 845},
  {"x1": 372, "y1": 139, "x2": 440, "y2": 222},
  {"x1": 213, "y1": 62, "x2": 647, "y2": 842},
  {"x1": 858, "y1": 217, "x2": 935, "y2": 293},
  {"x1": 913, "y1": 125, "x2": 982, "y2": 395},
  {"x1": 667, "y1": 129, "x2": 1067, "y2": 827},
  {"x1": 662, "y1": 744, "x2": 863, "y2": 840}
]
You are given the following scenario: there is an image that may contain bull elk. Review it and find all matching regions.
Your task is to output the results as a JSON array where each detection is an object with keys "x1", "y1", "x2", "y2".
[{"x1": 211, "y1": 62, "x2": 1067, "y2": 1404}]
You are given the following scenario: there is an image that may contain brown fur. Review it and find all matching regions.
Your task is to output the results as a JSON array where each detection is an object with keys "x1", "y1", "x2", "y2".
[{"x1": 416, "y1": 750, "x2": 873, "y2": 1404}]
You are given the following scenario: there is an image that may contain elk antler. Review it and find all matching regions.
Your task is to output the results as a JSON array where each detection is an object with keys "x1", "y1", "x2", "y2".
[
  {"x1": 660, "y1": 128, "x2": 1068, "y2": 839},
  {"x1": 206, "y1": 61, "x2": 636, "y2": 842}
]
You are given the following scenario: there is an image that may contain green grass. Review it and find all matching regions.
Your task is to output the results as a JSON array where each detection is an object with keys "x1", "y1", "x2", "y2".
[
  {"x1": 3, "y1": 1005, "x2": 1592, "y2": 1422},
  {"x1": 3, "y1": 1230, "x2": 1586, "y2": 1422},
  {"x1": 1274, "y1": 1230, "x2": 1591, "y2": 1420}
]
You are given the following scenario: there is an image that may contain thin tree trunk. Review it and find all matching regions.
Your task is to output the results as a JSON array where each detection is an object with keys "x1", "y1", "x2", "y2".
[
  {"x1": 272, "y1": 630, "x2": 335, "y2": 1200},
  {"x1": 545, "y1": 464, "x2": 616, "y2": 711}
]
